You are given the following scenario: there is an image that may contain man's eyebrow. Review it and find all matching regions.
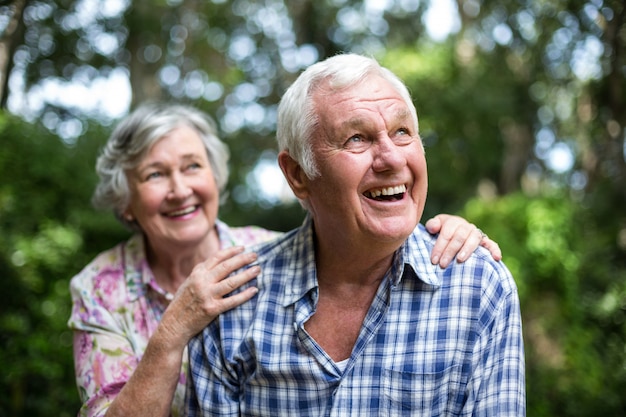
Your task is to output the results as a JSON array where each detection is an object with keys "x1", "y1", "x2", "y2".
[
  {"x1": 340, "y1": 117, "x2": 368, "y2": 129},
  {"x1": 337, "y1": 108, "x2": 414, "y2": 130},
  {"x1": 393, "y1": 108, "x2": 413, "y2": 121}
]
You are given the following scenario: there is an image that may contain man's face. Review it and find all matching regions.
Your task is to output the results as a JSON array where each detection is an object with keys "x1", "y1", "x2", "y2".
[{"x1": 301, "y1": 74, "x2": 428, "y2": 248}]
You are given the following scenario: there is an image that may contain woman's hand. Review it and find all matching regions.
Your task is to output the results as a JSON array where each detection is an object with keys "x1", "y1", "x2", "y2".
[
  {"x1": 103, "y1": 246, "x2": 259, "y2": 417},
  {"x1": 425, "y1": 214, "x2": 502, "y2": 268},
  {"x1": 103, "y1": 247, "x2": 259, "y2": 417},
  {"x1": 159, "y1": 246, "x2": 260, "y2": 347}
]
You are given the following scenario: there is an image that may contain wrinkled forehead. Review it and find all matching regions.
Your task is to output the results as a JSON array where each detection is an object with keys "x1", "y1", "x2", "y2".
[
  {"x1": 313, "y1": 75, "x2": 414, "y2": 121},
  {"x1": 313, "y1": 73, "x2": 417, "y2": 121}
]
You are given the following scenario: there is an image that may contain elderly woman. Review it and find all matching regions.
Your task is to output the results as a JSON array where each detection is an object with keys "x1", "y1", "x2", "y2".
[{"x1": 68, "y1": 103, "x2": 501, "y2": 417}]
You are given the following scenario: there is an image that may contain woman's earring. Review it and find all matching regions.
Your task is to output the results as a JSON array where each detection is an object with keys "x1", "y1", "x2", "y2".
[{"x1": 124, "y1": 213, "x2": 134, "y2": 222}]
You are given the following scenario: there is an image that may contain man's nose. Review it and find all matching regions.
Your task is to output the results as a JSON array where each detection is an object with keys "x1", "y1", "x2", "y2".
[{"x1": 372, "y1": 135, "x2": 406, "y2": 171}]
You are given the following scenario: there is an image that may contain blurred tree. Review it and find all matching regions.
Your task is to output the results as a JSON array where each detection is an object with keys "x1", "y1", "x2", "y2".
[
  {"x1": 0, "y1": 111, "x2": 125, "y2": 416},
  {"x1": 463, "y1": 191, "x2": 626, "y2": 416},
  {"x1": 0, "y1": 0, "x2": 26, "y2": 107},
  {"x1": 2, "y1": 0, "x2": 623, "y2": 215}
]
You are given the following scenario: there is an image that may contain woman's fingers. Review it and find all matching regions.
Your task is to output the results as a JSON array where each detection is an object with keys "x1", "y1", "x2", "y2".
[
  {"x1": 480, "y1": 236, "x2": 503, "y2": 261},
  {"x1": 216, "y1": 283, "x2": 259, "y2": 311},
  {"x1": 424, "y1": 214, "x2": 445, "y2": 235},
  {"x1": 428, "y1": 215, "x2": 474, "y2": 267},
  {"x1": 426, "y1": 214, "x2": 502, "y2": 267},
  {"x1": 214, "y1": 264, "x2": 261, "y2": 297},
  {"x1": 204, "y1": 245, "x2": 247, "y2": 269},
  {"x1": 453, "y1": 227, "x2": 484, "y2": 264},
  {"x1": 184, "y1": 249, "x2": 261, "y2": 315},
  {"x1": 167, "y1": 250, "x2": 261, "y2": 338},
  {"x1": 199, "y1": 247, "x2": 258, "y2": 282}
]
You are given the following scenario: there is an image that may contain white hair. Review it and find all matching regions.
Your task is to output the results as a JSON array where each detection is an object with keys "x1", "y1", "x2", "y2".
[{"x1": 276, "y1": 53, "x2": 419, "y2": 178}]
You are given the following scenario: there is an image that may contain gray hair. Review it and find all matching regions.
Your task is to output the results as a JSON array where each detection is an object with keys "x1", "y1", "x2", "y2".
[
  {"x1": 276, "y1": 53, "x2": 419, "y2": 179},
  {"x1": 91, "y1": 103, "x2": 230, "y2": 230}
]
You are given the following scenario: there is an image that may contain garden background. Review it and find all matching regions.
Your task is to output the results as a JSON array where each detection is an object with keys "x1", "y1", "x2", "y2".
[{"x1": 0, "y1": 0, "x2": 625, "y2": 415}]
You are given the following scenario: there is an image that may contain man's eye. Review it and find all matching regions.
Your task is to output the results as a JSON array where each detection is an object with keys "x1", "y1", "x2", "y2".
[
  {"x1": 395, "y1": 127, "x2": 413, "y2": 137},
  {"x1": 186, "y1": 162, "x2": 202, "y2": 170},
  {"x1": 344, "y1": 135, "x2": 371, "y2": 151},
  {"x1": 394, "y1": 128, "x2": 415, "y2": 144}
]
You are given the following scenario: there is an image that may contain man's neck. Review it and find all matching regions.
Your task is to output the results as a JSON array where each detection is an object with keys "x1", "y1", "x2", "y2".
[
  {"x1": 313, "y1": 230, "x2": 399, "y2": 287},
  {"x1": 305, "y1": 233, "x2": 399, "y2": 362}
]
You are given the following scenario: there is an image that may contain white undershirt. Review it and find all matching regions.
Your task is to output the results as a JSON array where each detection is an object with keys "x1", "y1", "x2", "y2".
[{"x1": 335, "y1": 358, "x2": 349, "y2": 372}]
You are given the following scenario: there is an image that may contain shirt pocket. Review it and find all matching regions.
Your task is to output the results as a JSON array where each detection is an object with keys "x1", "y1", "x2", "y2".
[{"x1": 381, "y1": 363, "x2": 463, "y2": 417}]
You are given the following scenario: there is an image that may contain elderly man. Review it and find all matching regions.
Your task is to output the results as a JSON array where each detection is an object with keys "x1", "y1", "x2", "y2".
[{"x1": 187, "y1": 53, "x2": 525, "y2": 416}]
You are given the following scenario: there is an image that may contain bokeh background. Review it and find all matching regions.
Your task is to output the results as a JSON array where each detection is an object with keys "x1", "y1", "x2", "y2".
[{"x1": 1, "y1": 0, "x2": 625, "y2": 415}]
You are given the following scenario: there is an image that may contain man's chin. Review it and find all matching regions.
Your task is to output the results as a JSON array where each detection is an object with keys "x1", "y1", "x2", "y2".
[{"x1": 367, "y1": 218, "x2": 416, "y2": 243}]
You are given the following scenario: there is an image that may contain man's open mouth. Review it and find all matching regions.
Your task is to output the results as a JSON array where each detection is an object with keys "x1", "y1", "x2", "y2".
[{"x1": 364, "y1": 184, "x2": 407, "y2": 201}]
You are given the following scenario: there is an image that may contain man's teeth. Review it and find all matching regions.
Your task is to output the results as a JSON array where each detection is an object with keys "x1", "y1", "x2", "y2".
[
  {"x1": 167, "y1": 206, "x2": 196, "y2": 216},
  {"x1": 367, "y1": 185, "x2": 407, "y2": 198}
]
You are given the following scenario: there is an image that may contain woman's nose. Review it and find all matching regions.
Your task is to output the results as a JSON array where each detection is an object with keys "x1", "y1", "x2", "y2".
[{"x1": 168, "y1": 173, "x2": 192, "y2": 199}]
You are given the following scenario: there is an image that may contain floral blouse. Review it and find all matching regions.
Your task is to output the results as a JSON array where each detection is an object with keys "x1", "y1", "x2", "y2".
[{"x1": 68, "y1": 220, "x2": 280, "y2": 417}]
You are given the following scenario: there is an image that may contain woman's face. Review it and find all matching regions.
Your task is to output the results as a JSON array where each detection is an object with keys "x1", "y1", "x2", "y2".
[{"x1": 125, "y1": 125, "x2": 220, "y2": 251}]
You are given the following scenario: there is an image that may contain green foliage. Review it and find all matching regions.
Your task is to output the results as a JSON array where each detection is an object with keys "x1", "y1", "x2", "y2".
[
  {"x1": 0, "y1": 112, "x2": 128, "y2": 416},
  {"x1": 383, "y1": 44, "x2": 519, "y2": 214},
  {"x1": 462, "y1": 192, "x2": 626, "y2": 416}
]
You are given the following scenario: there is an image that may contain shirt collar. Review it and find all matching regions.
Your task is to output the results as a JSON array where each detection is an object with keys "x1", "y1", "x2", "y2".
[
  {"x1": 124, "y1": 233, "x2": 151, "y2": 302},
  {"x1": 213, "y1": 218, "x2": 239, "y2": 249},
  {"x1": 280, "y1": 215, "x2": 321, "y2": 307},
  {"x1": 279, "y1": 218, "x2": 441, "y2": 307},
  {"x1": 393, "y1": 224, "x2": 442, "y2": 288}
]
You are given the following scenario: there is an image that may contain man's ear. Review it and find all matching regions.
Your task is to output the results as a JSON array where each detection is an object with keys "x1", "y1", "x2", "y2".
[{"x1": 278, "y1": 150, "x2": 309, "y2": 200}]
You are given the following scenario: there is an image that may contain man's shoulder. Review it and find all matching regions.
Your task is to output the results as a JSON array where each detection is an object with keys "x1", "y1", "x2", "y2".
[
  {"x1": 216, "y1": 225, "x2": 310, "y2": 325},
  {"x1": 203, "y1": 231, "x2": 302, "y2": 348},
  {"x1": 445, "y1": 243, "x2": 519, "y2": 304},
  {"x1": 410, "y1": 224, "x2": 518, "y2": 296},
  {"x1": 247, "y1": 224, "x2": 304, "y2": 261},
  {"x1": 224, "y1": 224, "x2": 283, "y2": 247},
  {"x1": 252, "y1": 226, "x2": 307, "y2": 291}
]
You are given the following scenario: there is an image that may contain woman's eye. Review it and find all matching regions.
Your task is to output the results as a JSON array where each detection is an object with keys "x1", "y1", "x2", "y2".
[
  {"x1": 185, "y1": 162, "x2": 203, "y2": 172},
  {"x1": 145, "y1": 171, "x2": 162, "y2": 180}
]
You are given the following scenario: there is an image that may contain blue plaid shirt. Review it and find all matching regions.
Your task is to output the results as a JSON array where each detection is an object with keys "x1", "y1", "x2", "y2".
[{"x1": 187, "y1": 216, "x2": 525, "y2": 416}]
